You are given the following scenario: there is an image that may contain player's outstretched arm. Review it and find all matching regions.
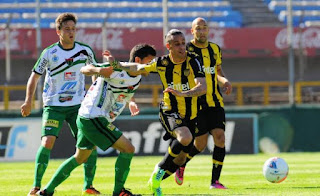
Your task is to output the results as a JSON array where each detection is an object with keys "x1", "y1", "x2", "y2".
[
  {"x1": 81, "y1": 64, "x2": 113, "y2": 78},
  {"x1": 103, "y1": 50, "x2": 149, "y2": 75}
]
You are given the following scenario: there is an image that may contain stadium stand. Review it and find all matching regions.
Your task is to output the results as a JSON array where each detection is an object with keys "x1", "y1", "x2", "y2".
[
  {"x1": 265, "y1": 0, "x2": 320, "y2": 27},
  {"x1": 0, "y1": 0, "x2": 243, "y2": 28},
  {"x1": 229, "y1": 0, "x2": 283, "y2": 27}
]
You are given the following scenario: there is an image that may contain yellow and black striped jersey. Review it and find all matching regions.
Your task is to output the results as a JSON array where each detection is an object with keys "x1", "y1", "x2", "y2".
[
  {"x1": 187, "y1": 40, "x2": 224, "y2": 108},
  {"x1": 144, "y1": 52, "x2": 205, "y2": 120}
]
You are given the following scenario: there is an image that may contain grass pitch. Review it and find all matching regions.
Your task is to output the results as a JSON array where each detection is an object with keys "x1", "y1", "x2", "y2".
[{"x1": 1, "y1": 152, "x2": 320, "y2": 195}]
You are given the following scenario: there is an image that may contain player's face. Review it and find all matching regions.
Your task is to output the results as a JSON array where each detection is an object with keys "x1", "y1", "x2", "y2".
[
  {"x1": 57, "y1": 20, "x2": 76, "y2": 47},
  {"x1": 192, "y1": 20, "x2": 209, "y2": 44},
  {"x1": 168, "y1": 34, "x2": 186, "y2": 60},
  {"x1": 140, "y1": 55, "x2": 155, "y2": 64}
]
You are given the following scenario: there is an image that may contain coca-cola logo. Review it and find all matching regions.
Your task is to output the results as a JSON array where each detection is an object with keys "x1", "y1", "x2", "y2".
[
  {"x1": 0, "y1": 30, "x2": 20, "y2": 50},
  {"x1": 275, "y1": 28, "x2": 320, "y2": 49}
]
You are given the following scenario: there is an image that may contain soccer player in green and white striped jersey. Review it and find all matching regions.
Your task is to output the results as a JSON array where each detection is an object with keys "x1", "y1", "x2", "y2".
[
  {"x1": 21, "y1": 13, "x2": 100, "y2": 195},
  {"x1": 37, "y1": 44, "x2": 156, "y2": 196}
]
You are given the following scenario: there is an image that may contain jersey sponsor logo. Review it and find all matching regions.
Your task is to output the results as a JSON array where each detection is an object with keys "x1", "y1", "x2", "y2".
[
  {"x1": 44, "y1": 119, "x2": 59, "y2": 128},
  {"x1": 116, "y1": 94, "x2": 126, "y2": 102},
  {"x1": 175, "y1": 119, "x2": 182, "y2": 125},
  {"x1": 58, "y1": 95, "x2": 73, "y2": 102},
  {"x1": 161, "y1": 59, "x2": 169, "y2": 66},
  {"x1": 107, "y1": 123, "x2": 116, "y2": 131},
  {"x1": 168, "y1": 82, "x2": 190, "y2": 91},
  {"x1": 64, "y1": 72, "x2": 76, "y2": 81},
  {"x1": 60, "y1": 81, "x2": 77, "y2": 91},
  {"x1": 50, "y1": 48, "x2": 57, "y2": 54},
  {"x1": 202, "y1": 65, "x2": 215, "y2": 74},
  {"x1": 52, "y1": 54, "x2": 59, "y2": 63},
  {"x1": 97, "y1": 81, "x2": 108, "y2": 108},
  {"x1": 43, "y1": 83, "x2": 50, "y2": 93},
  {"x1": 38, "y1": 58, "x2": 48, "y2": 73},
  {"x1": 109, "y1": 111, "x2": 117, "y2": 119},
  {"x1": 183, "y1": 69, "x2": 190, "y2": 76},
  {"x1": 58, "y1": 91, "x2": 76, "y2": 95},
  {"x1": 127, "y1": 86, "x2": 134, "y2": 93},
  {"x1": 188, "y1": 46, "x2": 194, "y2": 52},
  {"x1": 65, "y1": 58, "x2": 74, "y2": 66}
]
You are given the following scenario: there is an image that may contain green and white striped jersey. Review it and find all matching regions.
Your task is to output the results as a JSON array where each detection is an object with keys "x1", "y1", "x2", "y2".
[
  {"x1": 78, "y1": 63, "x2": 141, "y2": 122},
  {"x1": 33, "y1": 41, "x2": 97, "y2": 106}
]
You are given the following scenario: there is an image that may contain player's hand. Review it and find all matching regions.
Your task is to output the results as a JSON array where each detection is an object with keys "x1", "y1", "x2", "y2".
[
  {"x1": 102, "y1": 50, "x2": 115, "y2": 64},
  {"x1": 163, "y1": 87, "x2": 183, "y2": 97},
  {"x1": 129, "y1": 101, "x2": 140, "y2": 116},
  {"x1": 222, "y1": 81, "x2": 232, "y2": 95},
  {"x1": 21, "y1": 102, "x2": 32, "y2": 117}
]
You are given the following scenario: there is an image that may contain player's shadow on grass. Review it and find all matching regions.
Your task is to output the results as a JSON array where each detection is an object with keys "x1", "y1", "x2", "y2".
[
  {"x1": 292, "y1": 186, "x2": 320, "y2": 189},
  {"x1": 245, "y1": 186, "x2": 320, "y2": 190}
]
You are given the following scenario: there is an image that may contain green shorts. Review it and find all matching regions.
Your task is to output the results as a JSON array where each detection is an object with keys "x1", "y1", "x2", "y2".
[
  {"x1": 76, "y1": 116, "x2": 123, "y2": 151},
  {"x1": 42, "y1": 105, "x2": 80, "y2": 137}
]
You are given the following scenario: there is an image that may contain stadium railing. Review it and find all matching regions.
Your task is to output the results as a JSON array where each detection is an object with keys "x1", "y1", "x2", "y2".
[{"x1": 1, "y1": 81, "x2": 320, "y2": 110}]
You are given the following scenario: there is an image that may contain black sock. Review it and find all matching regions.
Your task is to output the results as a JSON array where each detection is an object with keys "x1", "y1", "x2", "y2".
[
  {"x1": 161, "y1": 162, "x2": 180, "y2": 180},
  {"x1": 158, "y1": 139, "x2": 183, "y2": 170},
  {"x1": 211, "y1": 146, "x2": 225, "y2": 184},
  {"x1": 181, "y1": 145, "x2": 201, "y2": 167}
]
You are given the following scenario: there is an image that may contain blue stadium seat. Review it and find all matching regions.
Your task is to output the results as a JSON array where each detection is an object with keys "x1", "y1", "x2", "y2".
[{"x1": 0, "y1": 0, "x2": 243, "y2": 28}]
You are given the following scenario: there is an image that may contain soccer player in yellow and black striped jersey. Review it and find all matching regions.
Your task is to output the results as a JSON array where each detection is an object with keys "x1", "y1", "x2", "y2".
[
  {"x1": 174, "y1": 17, "x2": 233, "y2": 190},
  {"x1": 124, "y1": 29, "x2": 206, "y2": 195}
]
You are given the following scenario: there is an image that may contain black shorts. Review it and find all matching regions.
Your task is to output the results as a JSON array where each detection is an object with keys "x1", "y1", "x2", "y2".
[
  {"x1": 196, "y1": 107, "x2": 225, "y2": 137},
  {"x1": 159, "y1": 109, "x2": 196, "y2": 141}
]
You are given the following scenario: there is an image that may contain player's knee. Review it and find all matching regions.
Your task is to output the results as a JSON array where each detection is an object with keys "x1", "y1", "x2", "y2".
[
  {"x1": 127, "y1": 144, "x2": 135, "y2": 153},
  {"x1": 122, "y1": 143, "x2": 135, "y2": 154},
  {"x1": 195, "y1": 142, "x2": 207, "y2": 152},
  {"x1": 75, "y1": 156, "x2": 86, "y2": 164},
  {"x1": 213, "y1": 131, "x2": 225, "y2": 147},
  {"x1": 41, "y1": 135, "x2": 56, "y2": 149},
  {"x1": 194, "y1": 136, "x2": 208, "y2": 152},
  {"x1": 180, "y1": 135, "x2": 193, "y2": 146}
]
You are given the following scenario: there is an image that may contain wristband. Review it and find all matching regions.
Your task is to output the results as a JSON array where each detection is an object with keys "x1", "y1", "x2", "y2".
[{"x1": 111, "y1": 60, "x2": 119, "y2": 69}]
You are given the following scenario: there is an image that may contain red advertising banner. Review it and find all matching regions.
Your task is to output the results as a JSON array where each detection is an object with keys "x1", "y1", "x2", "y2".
[{"x1": 0, "y1": 27, "x2": 319, "y2": 59}]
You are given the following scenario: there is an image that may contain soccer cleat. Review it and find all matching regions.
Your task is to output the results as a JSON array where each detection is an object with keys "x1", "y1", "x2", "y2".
[
  {"x1": 174, "y1": 167, "x2": 185, "y2": 185},
  {"x1": 210, "y1": 180, "x2": 227, "y2": 189},
  {"x1": 112, "y1": 188, "x2": 142, "y2": 196},
  {"x1": 36, "y1": 189, "x2": 54, "y2": 196},
  {"x1": 82, "y1": 186, "x2": 101, "y2": 195},
  {"x1": 27, "y1": 187, "x2": 40, "y2": 196},
  {"x1": 148, "y1": 166, "x2": 165, "y2": 196},
  {"x1": 153, "y1": 187, "x2": 163, "y2": 196}
]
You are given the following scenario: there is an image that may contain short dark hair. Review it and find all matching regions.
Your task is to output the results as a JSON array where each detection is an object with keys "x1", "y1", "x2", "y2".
[
  {"x1": 165, "y1": 29, "x2": 184, "y2": 44},
  {"x1": 55, "y1": 13, "x2": 77, "y2": 30},
  {"x1": 129, "y1": 44, "x2": 156, "y2": 62}
]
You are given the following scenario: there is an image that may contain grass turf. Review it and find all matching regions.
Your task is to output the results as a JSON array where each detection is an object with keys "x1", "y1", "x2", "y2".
[{"x1": 1, "y1": 152, "x2": 320, "y2": 195}]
